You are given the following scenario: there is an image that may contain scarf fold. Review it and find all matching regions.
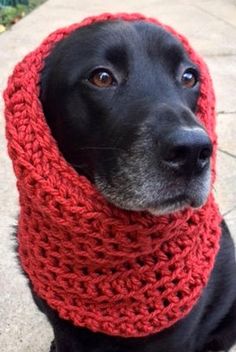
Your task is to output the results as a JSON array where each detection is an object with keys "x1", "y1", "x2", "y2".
[{"x1": 4, "y1": 12, "x2": 221, "y2": 337}]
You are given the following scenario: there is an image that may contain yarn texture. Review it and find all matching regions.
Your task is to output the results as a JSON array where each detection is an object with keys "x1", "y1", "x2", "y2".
[{"x1": 4, "y1": 13, "x2": 222, "y2": 337}]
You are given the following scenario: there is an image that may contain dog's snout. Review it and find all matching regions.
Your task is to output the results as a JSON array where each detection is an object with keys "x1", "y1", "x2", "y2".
[{"x1": 159, "y1": 128, "x2": 213, "y2": 174}]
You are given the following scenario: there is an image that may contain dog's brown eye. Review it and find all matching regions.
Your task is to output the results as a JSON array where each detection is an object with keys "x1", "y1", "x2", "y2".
[
  {"x1": 89, "y1": 69, "x2": 115, "y2": 88},
  {"x1": 181, "y1": 68, "x2": 198, "y2": 88}
]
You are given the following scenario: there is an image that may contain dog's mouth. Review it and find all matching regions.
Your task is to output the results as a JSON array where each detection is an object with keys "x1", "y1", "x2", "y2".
[{"x1": 95, "y1": 173, "x2": 211, "y2": 216}]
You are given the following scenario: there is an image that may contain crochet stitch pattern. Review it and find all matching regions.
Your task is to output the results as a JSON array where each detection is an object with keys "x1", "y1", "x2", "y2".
[{"x1": 4, "y1": 13, "x2": 222, "y2": 337}]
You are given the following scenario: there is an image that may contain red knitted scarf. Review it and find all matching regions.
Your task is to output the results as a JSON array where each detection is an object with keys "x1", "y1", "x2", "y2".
[{"x1": 4, "y1": 13, "x2": 221, "y2": 337}]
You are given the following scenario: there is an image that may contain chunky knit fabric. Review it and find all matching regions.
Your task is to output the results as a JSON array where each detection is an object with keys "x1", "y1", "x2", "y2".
[{"x1": 4, "y1": 13, "x2": 221, "y2": 337}]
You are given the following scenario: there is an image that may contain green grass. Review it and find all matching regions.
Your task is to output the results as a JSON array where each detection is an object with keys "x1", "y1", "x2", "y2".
[{"x1": 0, "y1": 0, "x2": 46, "y2": 30}]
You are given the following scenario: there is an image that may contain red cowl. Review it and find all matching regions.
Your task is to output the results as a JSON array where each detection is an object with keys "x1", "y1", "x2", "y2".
[{"x1": 4, "y1": 13, "x2": 221, "y2": 337}]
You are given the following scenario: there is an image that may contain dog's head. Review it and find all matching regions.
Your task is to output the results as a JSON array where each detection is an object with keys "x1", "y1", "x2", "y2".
[{"x1": 40, "y1": 20, "x2": 213, "y2": 215}]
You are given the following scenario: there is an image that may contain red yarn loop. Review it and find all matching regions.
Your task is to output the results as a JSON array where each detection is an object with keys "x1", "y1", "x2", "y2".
[{"x1": 4, "y1": 13, "x2": 221, "y2": 337}]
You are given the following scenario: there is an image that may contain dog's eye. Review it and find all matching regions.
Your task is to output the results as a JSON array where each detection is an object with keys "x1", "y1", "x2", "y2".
[
  {"x1": 89, "y1": 69, "x2": 115, "y2": 88},
  {"x1": 181, "y1": 68, "x2": 198, "y2": 88}
]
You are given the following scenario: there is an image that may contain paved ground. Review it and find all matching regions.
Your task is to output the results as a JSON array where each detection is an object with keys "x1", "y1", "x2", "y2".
[{"x1": 0, "y1": 0, "x2": 236, "y2": 351}]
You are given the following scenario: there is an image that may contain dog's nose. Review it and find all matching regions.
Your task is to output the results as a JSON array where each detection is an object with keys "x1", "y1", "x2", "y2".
[{"x1": 159, "y1": 128, "x2": 213, "y2": 174}]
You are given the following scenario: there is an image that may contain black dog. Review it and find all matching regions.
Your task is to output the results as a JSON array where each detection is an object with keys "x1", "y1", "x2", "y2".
[{"x1": 21, "y1": 20, "x2": 236, "y2": 352}]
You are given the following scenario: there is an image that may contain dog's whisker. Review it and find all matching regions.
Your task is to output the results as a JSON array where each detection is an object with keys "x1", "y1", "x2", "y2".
[
  {"x1": 70, "y1": 162, "x2": 88, "y2": 169},
  {"x1": 77, "y1": 146, "x2": 125, "y2": 152}
]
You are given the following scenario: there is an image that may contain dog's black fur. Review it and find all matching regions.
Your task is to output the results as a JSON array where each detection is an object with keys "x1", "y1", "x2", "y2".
[{"x1": 18, "y1": 20, "x2": 236, "y2": 351}]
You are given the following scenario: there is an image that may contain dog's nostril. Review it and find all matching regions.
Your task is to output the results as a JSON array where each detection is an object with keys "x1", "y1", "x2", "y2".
[
  {"x1": 199, "y1": 147, "x2": 212, "y2": 161},
  {"x1": 163, "y1": 146, "x2": 188, "y2": 164},
  {"x1": 197, "y1": 145, "x2": 212, "y2": 169}
]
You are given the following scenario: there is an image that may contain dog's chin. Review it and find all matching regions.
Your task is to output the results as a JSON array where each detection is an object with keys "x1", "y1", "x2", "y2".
[
  {"x1": 147, "y1": 195, "x2": 208, "y2": 216},
  {"x1": 147, "y1": 200, "x2": 192, "y2": 216},
  {"x1": 102, "y1": 194, "x2": 207, "y2": 216},
  {"x1": 96, "y1": 187, "x2": 209, "y2": 216},
  {"x1": 104, "y1": 193, "x2": 208, "y2": 216},
  {"x1": 147, "y1": 201, "x2": 190, "y2": 216}
]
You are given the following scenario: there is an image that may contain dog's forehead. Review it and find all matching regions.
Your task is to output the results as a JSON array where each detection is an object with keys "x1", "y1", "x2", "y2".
[
  {"x1": 63, "y1": 20, "x2": 187, "y2": 62},
  {"x1": 82, "y1": 20, "x2": 190, "y2": 75}
]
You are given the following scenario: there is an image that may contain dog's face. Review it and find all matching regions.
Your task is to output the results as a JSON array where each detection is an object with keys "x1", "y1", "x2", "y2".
[{"x1": 40, "y1": 20, "x2": 212, "y2": 215}]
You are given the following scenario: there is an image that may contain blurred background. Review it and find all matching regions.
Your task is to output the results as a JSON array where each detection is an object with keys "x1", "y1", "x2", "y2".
[{"x1": 0, "y1": 0, "x2": 236, "y2": 351}]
